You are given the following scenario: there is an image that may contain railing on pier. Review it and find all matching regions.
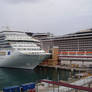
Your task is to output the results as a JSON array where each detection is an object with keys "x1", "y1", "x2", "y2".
[{"x1": 39, "y1": 79, "x2": 92, "y2": 92}]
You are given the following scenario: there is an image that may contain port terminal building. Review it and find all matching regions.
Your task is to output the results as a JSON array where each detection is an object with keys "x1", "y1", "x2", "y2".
[{"x1": 32, "y1": 29, "x2": 92, "y2": 67}]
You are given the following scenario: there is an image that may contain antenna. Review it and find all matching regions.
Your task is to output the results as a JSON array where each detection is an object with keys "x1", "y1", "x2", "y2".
[
  {"x1": 1, "y1": 26, "x2": 11, "y2": 31},
  {"x1": 5, "y1": 26, "x2": 11, "y2": 31}
]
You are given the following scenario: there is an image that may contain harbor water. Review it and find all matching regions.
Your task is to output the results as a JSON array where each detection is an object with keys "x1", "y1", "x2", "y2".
[{"x1": 0, "y1": 66, "x2": 77, "y2": 90}]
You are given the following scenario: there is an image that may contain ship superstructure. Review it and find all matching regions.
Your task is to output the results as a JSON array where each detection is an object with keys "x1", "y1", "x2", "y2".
[
  {"x1": 34, "y1": 29, "x2": 92, "y2": 67},
  {"x1": 0, "y1": 31, "x2": 50, "y2": 69}
]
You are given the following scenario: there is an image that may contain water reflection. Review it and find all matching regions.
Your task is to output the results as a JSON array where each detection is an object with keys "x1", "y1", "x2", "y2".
[{"x1": 0, "y1": 67, "x2": 76, "y2": 89}]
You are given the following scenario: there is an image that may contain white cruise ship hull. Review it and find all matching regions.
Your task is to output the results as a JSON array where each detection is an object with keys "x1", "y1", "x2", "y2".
[{"x1": 0, "y1": 51, "x2": 49, "y2": 69}]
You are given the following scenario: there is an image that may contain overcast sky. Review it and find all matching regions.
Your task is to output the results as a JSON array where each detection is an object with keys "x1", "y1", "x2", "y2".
[{"x1": 0, "y1": 0, "x2": 92, "y2": 35}]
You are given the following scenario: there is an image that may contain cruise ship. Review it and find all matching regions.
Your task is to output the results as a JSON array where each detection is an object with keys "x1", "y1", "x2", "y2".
[
  {"x1": 0, "y1": 30, "x2": 50, "y2": 69},
  {"x1": 36, "y1": 29, "x2": 92, "y2": 67}
]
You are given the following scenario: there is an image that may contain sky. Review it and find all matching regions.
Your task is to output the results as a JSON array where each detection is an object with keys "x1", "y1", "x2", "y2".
[{"x1": 0, "y1": 0, "x2": 92, "y2": 35}]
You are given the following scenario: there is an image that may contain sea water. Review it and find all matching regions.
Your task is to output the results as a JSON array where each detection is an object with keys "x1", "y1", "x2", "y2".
[{"x1": 0, "y1": 66, "x2": 77, "y2": 90}]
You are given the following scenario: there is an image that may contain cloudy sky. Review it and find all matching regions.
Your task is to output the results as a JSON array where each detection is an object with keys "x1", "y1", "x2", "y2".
[{"x1": 0, "y1": 0, "x2": 92, "y2": 35}]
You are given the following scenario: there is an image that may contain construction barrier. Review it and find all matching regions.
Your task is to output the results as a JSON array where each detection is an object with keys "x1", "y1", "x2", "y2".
[
  {"x1": 3, "y1": 86, "x2": 20, "y2": 92},
  {"x1": 3, "y1": 83, "x2": 35, "y2": 92},
  {"x1": 21, "y1": 83, "x2": 35, "y2": 92}
]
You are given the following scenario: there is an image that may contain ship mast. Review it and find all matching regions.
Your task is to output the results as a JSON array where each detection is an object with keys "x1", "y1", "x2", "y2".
[{"x1": 1, "y1": 26, "x2": 11, "y2": 31}]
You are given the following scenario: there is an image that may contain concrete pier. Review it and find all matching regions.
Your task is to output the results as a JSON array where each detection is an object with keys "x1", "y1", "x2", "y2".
[{"x1": 39, "y1": 65, "x2": 92, "y2": 72}]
